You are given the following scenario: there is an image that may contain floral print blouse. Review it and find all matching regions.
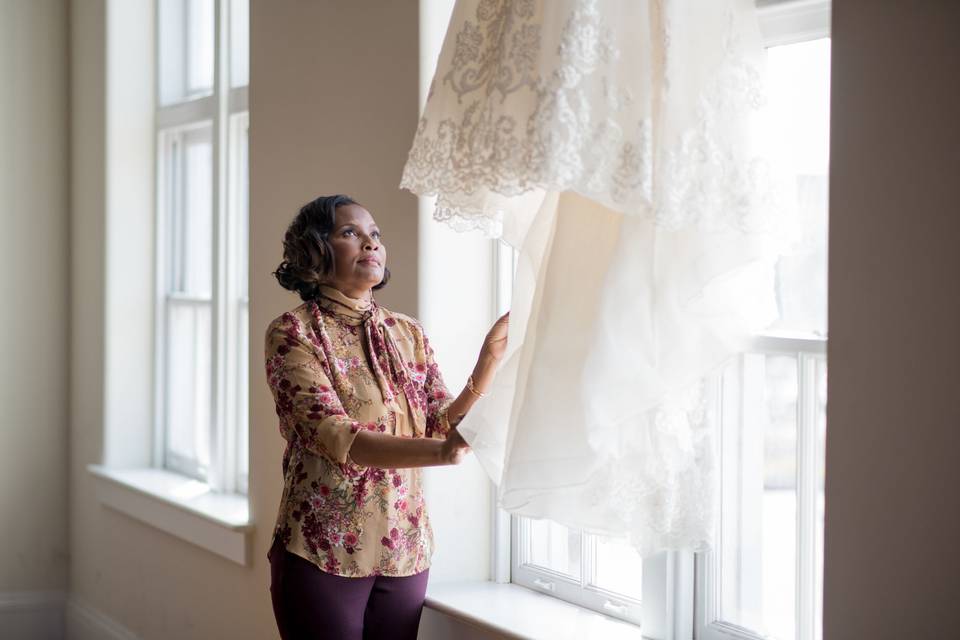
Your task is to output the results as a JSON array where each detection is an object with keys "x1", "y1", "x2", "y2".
[{"x1": 264, "y1": 285, "x2": 455, "y2": 577}]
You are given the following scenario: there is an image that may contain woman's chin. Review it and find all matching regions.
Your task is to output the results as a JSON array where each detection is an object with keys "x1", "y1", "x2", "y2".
[{"x1": 354, "y1": 269, "x2": 384, "y2": 288}]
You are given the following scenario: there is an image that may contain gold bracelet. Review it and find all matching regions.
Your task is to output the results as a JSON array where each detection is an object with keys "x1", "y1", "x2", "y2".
[{"x1": 467, "y1": 375, "x2": 486, "y2": 398}]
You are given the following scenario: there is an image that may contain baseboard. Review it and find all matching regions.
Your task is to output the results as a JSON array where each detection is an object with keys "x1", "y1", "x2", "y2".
[
  {"x1": 0, "y1": 591, "x2": 141, "y2": 640},
  {"x1": 0, "y1": 590, "x2": 66, "y2": 639},
  {"x1": 65, "y1": 598, "x2": 139, "y2": 640}
]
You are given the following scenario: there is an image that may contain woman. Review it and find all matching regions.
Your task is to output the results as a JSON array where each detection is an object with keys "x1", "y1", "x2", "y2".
[{"x1": 265, "y1": 194, "x2": 509, "y2": 640}]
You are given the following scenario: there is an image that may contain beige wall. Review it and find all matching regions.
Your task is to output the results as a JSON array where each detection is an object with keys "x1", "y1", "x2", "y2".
[
  {"x1": 249, "y1": 0, "x2": 422, "y2": 317},
  {"x1": 67, "y1": 1, "x2": 279, "y2": 638},
  {"x1": 0, "y1": 0, "x2": 70, "y2": 594},
  {"x1": 34, "y1": 0, "x2": 960, "y2": 638},
  {"x1": 65, "y1": 0, "x2": 434, "y2": 638},
  {"x1": 824, "y1": 1, "x2": 960, "y2": 638}
]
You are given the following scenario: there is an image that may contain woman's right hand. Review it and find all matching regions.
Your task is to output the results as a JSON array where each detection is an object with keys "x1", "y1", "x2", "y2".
[{"x1": 440, "y1": 429, "x2": 471, "y2": 465}]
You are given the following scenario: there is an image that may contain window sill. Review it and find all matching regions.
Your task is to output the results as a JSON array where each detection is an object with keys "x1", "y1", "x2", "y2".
[
  {"x1": 87, "y1": 464, "x2": 253, "y2": 565},
  {"x1": 424, "y1": 581, "x2": 648, "y2": 640}
]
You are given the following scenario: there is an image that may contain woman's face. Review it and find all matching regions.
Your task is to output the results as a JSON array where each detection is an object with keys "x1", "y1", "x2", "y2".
[{"x1": 325, "y1": 203, "x2": 387, "y2": 298}]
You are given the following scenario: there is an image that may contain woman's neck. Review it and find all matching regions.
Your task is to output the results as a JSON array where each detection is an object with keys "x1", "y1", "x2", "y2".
[{"x1": 324, "y1": 282, "x2": 372, "y2": 303}]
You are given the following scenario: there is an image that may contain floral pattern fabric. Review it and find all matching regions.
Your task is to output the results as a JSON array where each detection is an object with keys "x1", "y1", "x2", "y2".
[{"x1": 265, "y1": 285, "x2": 454, "y2": 577}]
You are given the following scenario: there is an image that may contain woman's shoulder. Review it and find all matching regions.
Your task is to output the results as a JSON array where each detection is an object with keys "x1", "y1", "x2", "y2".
[
  {"x1": 265, "y1": 301, "x2": 315, "y2": 340},
  {"x1": 377, "y1": 307, "x2": 433, "y2": 351},
  {"x1": 378, "y1": 306, "x2": 424, "y2": 333}
]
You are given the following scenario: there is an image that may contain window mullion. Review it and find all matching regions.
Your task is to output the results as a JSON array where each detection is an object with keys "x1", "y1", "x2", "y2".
[
  {"x1": 581, "y1": 529, "x2": 591, "y2": 589},
  {"x1": 209, "y1": 0, "x2": 230, "y2": 493}
]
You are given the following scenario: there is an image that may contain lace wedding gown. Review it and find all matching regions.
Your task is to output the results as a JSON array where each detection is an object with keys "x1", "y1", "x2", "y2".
[{"x1": 400, "y1": 0, "x2": 796, "y2": 555}]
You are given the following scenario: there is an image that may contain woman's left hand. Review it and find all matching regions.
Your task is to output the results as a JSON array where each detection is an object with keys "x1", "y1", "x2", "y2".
[
  {"x1": 481, "y1": 311, "x2": 510, "y2": 362},
  {"x1": 440, "y1": 429, "x2": 471, "y2": 465}
]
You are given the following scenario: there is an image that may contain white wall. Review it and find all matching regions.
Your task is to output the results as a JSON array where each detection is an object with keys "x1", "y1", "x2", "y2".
[
  {"x1": 0, "y1": 0, "x2": 70, "y2": 636},
  {"x1": 824, "y1": 2, "x2": 960, "y2": 638}
]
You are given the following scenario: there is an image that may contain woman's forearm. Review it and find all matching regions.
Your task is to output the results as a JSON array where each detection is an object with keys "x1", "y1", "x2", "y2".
[
  {"x1": 447, "y1": 352, "x2": 498, "y2": 428},
  {"x1": 348, "y1": 430, "x2": 447, "y2": 468},
  {"x1": 349, "y1": 351, "x2": 499, "y2": 467}
]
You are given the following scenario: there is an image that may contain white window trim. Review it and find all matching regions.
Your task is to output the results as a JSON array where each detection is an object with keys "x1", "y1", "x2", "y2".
[
  {"x1": 424, "y1": 582, "x2": 648, "y2": 640},
  {"x1": 485, "y1": 2, "x2": 831, "y2": 638},
  {"x1": 153, "y1": 0, "x2": 248, "y2": 494},
  {"x1": 89, "y1": 0, "x2": 252, "y2": 563},
  {"x1": 756, "y1": 0, "x2": 831, "y2": 47},
  {"x1": 695, "y1": 1, "x2": 830, "y2": 637},
  {"x1": 88, "y1": 464, "x2": 252, "y2": 565}
]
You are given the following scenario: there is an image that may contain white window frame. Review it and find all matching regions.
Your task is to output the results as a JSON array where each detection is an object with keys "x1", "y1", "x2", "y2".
[
  {"x1": 696, "y1": 2, "x2": 830, "y2": 639},
  {"x1": 494, "y1": 1, "x2": 832, "y2": 636},
  {"x1": 154, "y1": 0, "x2": 249, "y2": 495},
  {"x1": 696, "y1": 339, "x2": 827, "y2": 640}
]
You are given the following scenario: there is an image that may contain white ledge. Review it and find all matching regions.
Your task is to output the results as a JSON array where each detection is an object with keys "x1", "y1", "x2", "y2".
[
  {"x1": 88, "y1": 465, "x2": 253, "y2": 565},
  {"x1": 424, "y1": 581, "x2": 647, "y2": 640}
]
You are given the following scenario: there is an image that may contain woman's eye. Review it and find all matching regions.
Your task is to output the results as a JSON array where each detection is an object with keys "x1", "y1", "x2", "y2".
[
  {"x1": 372, "y1": 231, "x2": 381, "y2": 239},
  {"x1": 342, "y1": 229, "x2": 355, "y2": 236}
]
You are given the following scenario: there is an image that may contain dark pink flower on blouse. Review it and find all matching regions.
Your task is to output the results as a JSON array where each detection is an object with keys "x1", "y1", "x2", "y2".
[
  {"x1": 392, "y1": 474, "x2": 403, "y2": 488},
  {"x1": 324, "y1": 554, "x2": 340, "y2": 573},
  {"x1": 390, "y1": 528, "x2": 399, "y2": 540},
  {"x1": 320, "y1": 485, "x2": 330, "y2": 496},
  {"x1": 381, "y1": 536, "x2": 394, "y2": 549},
  {"x1": 384, "y1": 317, "x2": 396, "y2": 327},
  {"x1": 343, "y1": 532, "x2": 358, "y2": 546}
]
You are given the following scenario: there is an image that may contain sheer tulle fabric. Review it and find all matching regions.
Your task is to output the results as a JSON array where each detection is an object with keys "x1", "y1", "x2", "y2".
[{"x1": 400, "y1": 0, "x2": 796, "y2": 555}]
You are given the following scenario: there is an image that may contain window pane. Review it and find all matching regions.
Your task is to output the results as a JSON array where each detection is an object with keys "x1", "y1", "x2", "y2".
[
  {"x1": 166, "y1": 301, "x2": 212, "y2": 475},
  {"x1": 719, "y1": 354, "x2": 798, "y2": 640},
  {"x1": 524, "y1": 517, "x2": 581, "y2": 579},
  {"x1": 230, "y1": 113, "x2": 250, "y2": 492},
  {"x1": 230, "y1": 0, "x2": 249, "y2": 87},
  {"x1": 814, "y1": 358, "x2": 827, "y2": 640},
  {"x1": 761, "y1": 355, "x2": 798, "y2": 640},
  {"x1": 161, "y1": 122, "x2": 213, "y2": 479},
  {"x1": 237, "y1": 301, "x2": 249, "y2": 491},
  {"x1": 166, "y1": 124, "x2": 213, "y2": 296},
  {"x1": 231, "y1": 114, "x2": 249, "y2": 300},
  {"x1": 591, "y1": 535, "x2": 643, "y2": 602},
  {"x1": 159, "y1": 0, "x2": 215, "y2": 104},
  {"x1": 763, "y1": 38, "x2": 831, "y2": 336}
]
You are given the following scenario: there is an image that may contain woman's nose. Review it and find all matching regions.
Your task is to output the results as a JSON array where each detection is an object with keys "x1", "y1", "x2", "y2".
[{"x1": 362, "y1": 235, "x2": 379, "y2": 250}]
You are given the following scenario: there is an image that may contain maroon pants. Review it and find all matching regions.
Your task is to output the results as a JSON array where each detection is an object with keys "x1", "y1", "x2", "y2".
[{"x1": 269, "y1": 545, "x2": 429, "y2": 640}]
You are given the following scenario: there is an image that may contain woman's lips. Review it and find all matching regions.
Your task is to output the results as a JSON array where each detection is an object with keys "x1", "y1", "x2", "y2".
[{"x1": 358, "y1": 258, "x2": 380, "y2": 266}]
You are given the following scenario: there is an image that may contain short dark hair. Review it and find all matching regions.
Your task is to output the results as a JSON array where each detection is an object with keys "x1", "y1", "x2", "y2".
[{"x1": 272, "y1": 194, "x2": 390, "y2": 301}]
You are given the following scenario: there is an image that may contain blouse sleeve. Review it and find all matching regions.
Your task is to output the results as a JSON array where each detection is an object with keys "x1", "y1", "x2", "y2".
[
  {"x1": 264, "y1": 319, "x2": 368, "y2": 466},
  {"x1": 421, "y1": 328, "x2": 456, "y2": 440}
]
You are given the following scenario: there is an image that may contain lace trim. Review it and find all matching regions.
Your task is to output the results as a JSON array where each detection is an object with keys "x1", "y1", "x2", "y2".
[{"x1": 400, "y1": 0, "x2": 778, "y2": 236}]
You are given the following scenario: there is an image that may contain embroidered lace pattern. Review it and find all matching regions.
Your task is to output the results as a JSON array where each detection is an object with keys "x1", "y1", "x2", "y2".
[{"x1": 400, "y1": 0, "x2": 779, "y2": 236}]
